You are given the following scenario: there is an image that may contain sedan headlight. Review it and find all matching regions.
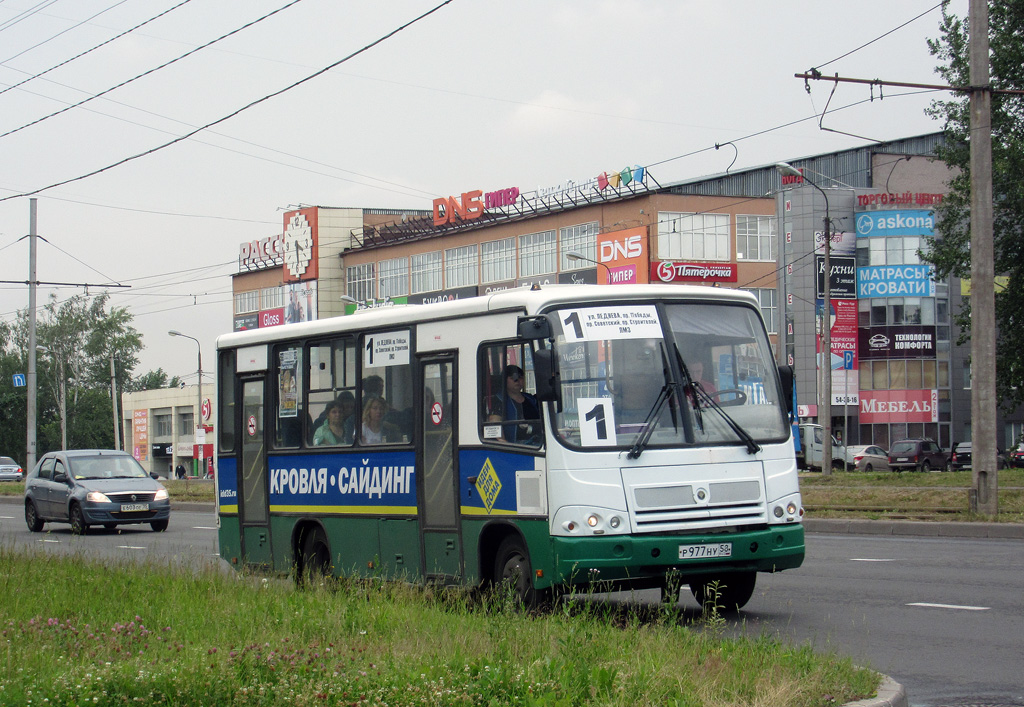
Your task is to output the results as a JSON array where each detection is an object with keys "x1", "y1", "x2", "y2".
[
  {"x1": 86, "y1": 490, "x2": 111, "y2": 503},
  {"x1": 154, "y1": 488, "x2": 169, "y2": 501}
]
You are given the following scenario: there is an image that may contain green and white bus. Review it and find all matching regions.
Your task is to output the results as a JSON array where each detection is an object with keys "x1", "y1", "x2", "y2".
[{"x1": 215, "y1": 284, "x2": 804, "y2": 609}]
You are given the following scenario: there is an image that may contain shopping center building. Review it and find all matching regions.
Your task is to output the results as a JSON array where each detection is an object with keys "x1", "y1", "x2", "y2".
[{"x1": 218, "y1": 131, "x2": 1022, "y2": 454}]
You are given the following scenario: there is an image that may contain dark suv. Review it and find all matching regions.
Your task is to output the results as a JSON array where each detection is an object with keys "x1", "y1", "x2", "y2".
[{"x1": 888, "y1": 438, "x2": 948, "y2": 472}]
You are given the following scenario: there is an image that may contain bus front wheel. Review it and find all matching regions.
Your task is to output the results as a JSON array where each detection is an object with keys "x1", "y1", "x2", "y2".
[
  {"x1": 494, "y1": 537, "x2": 539, "y2": 608},
  {"x1": 690, "y1": 571, "x2": 756, "y2": 612}
]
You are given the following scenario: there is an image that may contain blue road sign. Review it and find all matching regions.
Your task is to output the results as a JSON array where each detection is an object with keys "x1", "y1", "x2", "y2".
[
  {"x1": 843, "y1": 351, "x2": 854, "y2": 370},
  {"x1": 12, "y1": 373, "x2": 26, "y2": 387}
]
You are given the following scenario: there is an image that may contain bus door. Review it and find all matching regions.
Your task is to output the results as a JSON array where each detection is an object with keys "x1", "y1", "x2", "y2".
[
  {"x1": 418, "y1": 356, "x2": 462, "y2": 582},
  {"x1": 239, "y1": 377, "x2": 272, "y2": 569}
]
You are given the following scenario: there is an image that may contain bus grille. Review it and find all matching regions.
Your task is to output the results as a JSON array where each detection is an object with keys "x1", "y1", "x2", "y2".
[{"x1": 630, "y1": 480, "x2": 766, "y2": 531}]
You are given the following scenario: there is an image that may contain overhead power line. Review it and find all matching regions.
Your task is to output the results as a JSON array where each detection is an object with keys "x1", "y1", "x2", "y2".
[
  {"x1": 0, "y1": 0, "x2": 308, "y2": 141},
  {"x1": 0, "y1": 0, "x2": 194, "y2": 96},
  {"x1": 0, "y1": 0, "x2": 455, "y2": 204}
]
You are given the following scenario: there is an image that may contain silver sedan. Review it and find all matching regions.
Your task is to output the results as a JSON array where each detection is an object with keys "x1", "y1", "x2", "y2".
[{"x1": 845, "y1": 445, "x2": 890, "y2": 472}]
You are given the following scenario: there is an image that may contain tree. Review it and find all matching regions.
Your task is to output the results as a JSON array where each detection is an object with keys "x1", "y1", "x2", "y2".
[
  {"x1": 5, "y1": 292, "x2": 145, "y2": 459},
  {"x1": 127, "y1": 368, "x2": 180, "y2": 392},
  {"x1": 923, "y1": 2, "x2": 1024, "y2": 411}
]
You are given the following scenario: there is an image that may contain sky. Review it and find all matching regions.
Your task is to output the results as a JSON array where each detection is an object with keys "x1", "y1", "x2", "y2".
[{"x1": 0, "y1": 0, "x2": 968, "y2": 387}]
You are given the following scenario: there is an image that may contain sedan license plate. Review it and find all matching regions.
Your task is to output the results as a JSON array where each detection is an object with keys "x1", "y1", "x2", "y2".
[
  {"x1": 895, "y1": 457, "x2": 909, "y2": 462},
  {"x1": 120, "y1": 503, "x2": 149, "y2": 512},
  {"x1": 678, "y1": 542, "x2": 732, "y2": 560}
]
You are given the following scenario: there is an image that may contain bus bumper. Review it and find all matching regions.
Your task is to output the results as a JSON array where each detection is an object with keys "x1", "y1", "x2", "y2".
[{"x1": 547, "y1": 523, "x2": 804, "y2": 588}]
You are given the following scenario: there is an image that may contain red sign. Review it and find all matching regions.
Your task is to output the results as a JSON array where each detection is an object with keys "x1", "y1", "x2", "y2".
[
  {"x1": 859, "y1": 389, "x2": 938, "y2": 424},
  {"x1": 596, "y1": 226, "x2": 648, "y2": 285},
  {"x1": 652, "y1": 261, "x2": 737, "y2": 283},
  {"x1": 260, "y1": 308, "x2": 285, "y2": 328},
  {"x1": 430, "y1": 402, "x2": 443, "y2": 425},
  {"x1": 433, "y1": 190, "x2": 484, "y2": 226}
]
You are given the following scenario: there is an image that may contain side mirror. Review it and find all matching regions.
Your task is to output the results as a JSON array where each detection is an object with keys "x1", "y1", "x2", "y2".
[
  {"x1": 150, "y1": 473, "x2": 160, "y2": 480},
  {"x1": 517, "y1": 316, "x2": 551, "y2": 340},
  {"x1": 53, "y1": 472, "x2": 68, "y2": 484},
  {"x1": 533, "y1": 348, "x2": 561, "y2": 408},
  {"x1": 778, "y1": 364, "x2": 795, "y2": 416}
]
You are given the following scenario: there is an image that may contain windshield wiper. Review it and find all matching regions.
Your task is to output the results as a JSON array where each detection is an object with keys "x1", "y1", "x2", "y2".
[
  {"x1": 672, "y1": 344, "x2": 703, "y2": 432},
  {"x1": 692, "y1": 385, "x2": 761, "y2": 455},
  {"x1": 627, "y1": 384, "x2": 673, "y2": 460}
]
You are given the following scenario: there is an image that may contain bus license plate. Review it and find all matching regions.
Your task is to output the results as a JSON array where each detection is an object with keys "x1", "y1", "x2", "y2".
[
  {"x1": 678, "y1": 542, "x2": 732, "y2": 560},
  {"x1": 120, "y1": 503, "x2": 149, "y2": 512}
]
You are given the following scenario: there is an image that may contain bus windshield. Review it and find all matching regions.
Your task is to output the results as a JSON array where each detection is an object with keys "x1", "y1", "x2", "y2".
[{"x1": 552, "y1": 302, "x2": 788, "y2": 451}]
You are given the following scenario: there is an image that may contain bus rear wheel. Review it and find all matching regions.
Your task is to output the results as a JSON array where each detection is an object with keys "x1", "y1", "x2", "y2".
[
  {"x1": 690, "y1": 571, "x2": 756, "y2": 612},
  {"x1": 494, "y1": 537, "x2": 539, "y2": 608},
  {"x1": 300, "y1": 527, "x2": 332, "y2": 583}
]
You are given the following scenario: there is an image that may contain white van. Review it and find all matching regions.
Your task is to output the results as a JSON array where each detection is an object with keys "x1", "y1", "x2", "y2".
[{"x1": 797, "y1": 423, "x2": 847, "y2": 471}]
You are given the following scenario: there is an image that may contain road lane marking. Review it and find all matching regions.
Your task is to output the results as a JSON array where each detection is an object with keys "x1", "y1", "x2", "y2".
[
  {"x1": 193, "y1": 526, "x2": 218, "y2": 530},
  {"x1": 40, "y1": 539, "x2": 60, "y2": 543},
  {"x1": 907, "y1": 602, "x2": 990, "y2": 611},
  {"x1": 117, "y1": 545, "x2": 147, "y2": 550},
  {"x1": 0, "y1": 515, "x2": 16, "y2": 519},
  {"x1": 850, "y1": 558, "x2": 895, "y2": 562}
]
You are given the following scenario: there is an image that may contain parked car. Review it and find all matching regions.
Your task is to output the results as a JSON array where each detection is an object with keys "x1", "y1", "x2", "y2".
[
  {"x1": 24, "y1": 450, "x2": 170, "y2": 535},
  {"x1": 844, "y1": 445, "x2": 890, "y2": 472},
  {"x1": 0, "y1": 456, "x2": 23, "y2": 482},
  {"x1": 950, "y1": 441, "x2": 972, "y2": 471},
  {"x1": 888, "y1": 438, "x2": 948, "y2": 472},
  {"x1": 951, "y1": 441, "x2": 1007, "y2": 470},
  {"x1": 1010, "y1": 444, "x2": 1024, "y2": 468}
]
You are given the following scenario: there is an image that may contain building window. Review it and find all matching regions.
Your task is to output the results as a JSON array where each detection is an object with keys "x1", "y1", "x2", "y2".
[
  {"x1": 234, "y1": 290, "x2": 259, "y2": 314},
  {"x1": 261, "y1": 287, "x2": 284, "y2": 310},
  {"x1": 560, "y1": 222, "x2": 599, "y2": 270},
  {"x1": 519, "y1": 230, "x2": 557, "y2": 277},
  {"x1": 481, "y1": 237, "x2": 516, "y2": 283},
  {"x1": 657, "y1": 212, "x2": 730, "y2": 261},
  {"x1": 178, "y1": 409, "x2": 194, "y2": 433},
  {"x1": 736, "y1": 215, "x2": 776, "y2": 262},
  {"x1": 154, "y1": 412, "x2": 172, "y2": 438},
  {"x1": 411, "y1": 251, "x2": 442, "y2": 294},
  {"x1": 378, "y1": 257, "x2": 409, "y2": 298},
  {"x1": 445, "y1": 244, "x2": 478, "y2": 288},
  {"x1": 741, "y1": 288, "x2": 778, "y2": 334},
  {"x1": 346, "y1": 263, "x2": 375, "y2": 302},
  {"x1": 861, "y1": 236, "x2": 924, "y2": 266}
]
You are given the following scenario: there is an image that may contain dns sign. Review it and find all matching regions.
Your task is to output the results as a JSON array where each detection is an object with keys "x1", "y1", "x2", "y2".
[{"x1": 433, "y1": 190, "x2": 483, "y2": 226}]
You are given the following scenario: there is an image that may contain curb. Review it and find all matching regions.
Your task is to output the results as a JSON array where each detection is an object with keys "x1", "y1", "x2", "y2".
[
  {"x1": 844, "y1": 675, "x2": 907, "y2": 707},
  {"x1": 804, "y1": 517, "x2": 1024, "y2": 539}
]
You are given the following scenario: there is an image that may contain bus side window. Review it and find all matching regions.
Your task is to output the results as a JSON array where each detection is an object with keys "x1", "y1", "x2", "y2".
[
  {"x1": 274, "y1": 345, "x2": 303, "y2": 448},
  {"x1": 307, "y1": 338, "x2": 356, "y2": 446},
  {"x1": 359, "y1": 334, "x2": 413, "y2": 445},
  {"x1": 479, "y1": 342, "x2": 542, "y2": 447}
]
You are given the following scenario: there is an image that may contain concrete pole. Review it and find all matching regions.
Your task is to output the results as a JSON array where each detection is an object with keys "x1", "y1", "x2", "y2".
[
  {"x1": 969, "y1": 0, "x2": 997, "y2": 515},
  {"x1": 26, "y1": 199, "x2": 38, "y2": 471},
  {"x1": 110, "y1": 353, "x2": 121, "y2": 450}
]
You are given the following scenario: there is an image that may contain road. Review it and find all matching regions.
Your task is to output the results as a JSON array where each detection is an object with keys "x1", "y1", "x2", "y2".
[{"x1": 1, "y1": 503, "x2": 1021, "y2": 707}]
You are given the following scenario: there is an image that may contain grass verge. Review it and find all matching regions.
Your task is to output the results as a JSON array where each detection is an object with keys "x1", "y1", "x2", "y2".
[
  {"x1": 799, "y1": 469, "x2": 1024, "y2": 522},
  {"x1": 0, "y1": 547, "x2": 878, "y2": 707}
]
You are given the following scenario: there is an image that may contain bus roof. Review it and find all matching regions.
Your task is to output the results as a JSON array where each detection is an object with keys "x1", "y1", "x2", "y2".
[{"x1": 217, "y1": 283, "x2": 759, "y2": 351}]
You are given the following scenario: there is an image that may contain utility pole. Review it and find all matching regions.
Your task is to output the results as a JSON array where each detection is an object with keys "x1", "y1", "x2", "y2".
[
  {"x1": 110, "y1": 352, "x2": 121, "y2": 451},
  {"x1": 26, "y1": 199, "x2": 38, "y2": 472},
  {"x1": 969, "y1": 0, "x2": 997, "y2": 516}
]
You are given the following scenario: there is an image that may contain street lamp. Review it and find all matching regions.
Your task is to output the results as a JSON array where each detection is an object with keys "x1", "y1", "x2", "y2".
[
  {"x1": 168, "y1": 330, "x2": 202, "y2": 476},
  {"x1": 776, "y1": 162, "x2": 835, "y2": 475},
  {"x1": 566, "y1": 250, "x2": 611, "y2": 282}
]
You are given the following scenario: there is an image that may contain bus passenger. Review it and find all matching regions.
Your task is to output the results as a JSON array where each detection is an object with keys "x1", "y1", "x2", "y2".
[
  {"x1": 361, "y1": 397, "x2": 402, "y2": 445},
  {"x1": 313, "y1": 399, "x2": 349, "y2": 446}
]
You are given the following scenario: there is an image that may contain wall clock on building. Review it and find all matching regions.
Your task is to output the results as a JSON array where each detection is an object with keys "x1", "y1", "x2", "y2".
[{"x1": 283, "y1": 213, "x2": 314, "y2": 279}]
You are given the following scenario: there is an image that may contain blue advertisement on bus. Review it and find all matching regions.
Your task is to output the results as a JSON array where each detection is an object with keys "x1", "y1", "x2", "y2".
[
  {"x1": 218, "y1": 456, "x2": 238, "y2": 513},
  {"x1": 266, "y1": 450, "x2": 417, "y2": 514},
  {"x1": 459, "y1": 448, "x2": 538, "y2": 516}
]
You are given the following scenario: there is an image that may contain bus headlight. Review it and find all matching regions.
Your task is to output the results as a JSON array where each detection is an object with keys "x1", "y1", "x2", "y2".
[
  {"x1": 587, "y1": 514, "x2": 599, "y2": 527},
  {"x1": 609, "y1": 516, "x2": 621, "y2": 529}
]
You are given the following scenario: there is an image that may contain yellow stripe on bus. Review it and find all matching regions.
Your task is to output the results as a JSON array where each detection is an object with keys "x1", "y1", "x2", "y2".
[
  {"x1": 219, "y1": 505, "x2": 238, "y2": 514},
  {"x1": 460, "y1": 506, "x2": 518, "y2": 516},
  {"x1": 269, "y1": 505, "x2": 418, "y2": 514}
]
